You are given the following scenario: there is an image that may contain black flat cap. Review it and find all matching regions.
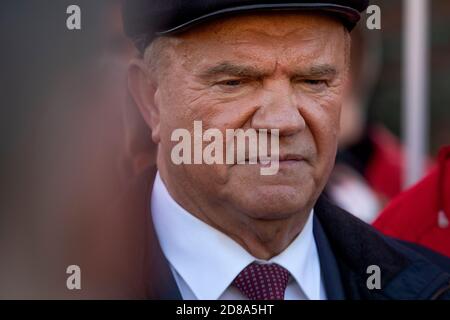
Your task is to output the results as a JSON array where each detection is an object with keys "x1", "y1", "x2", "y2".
[{"x1": 122, "y1": 0, "x2": 370, "y2": 52}]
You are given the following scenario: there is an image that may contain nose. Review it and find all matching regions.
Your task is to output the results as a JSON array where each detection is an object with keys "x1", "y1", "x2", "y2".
[{"x1": 251, "y1": 81, "x2": 306, "y2": 136}]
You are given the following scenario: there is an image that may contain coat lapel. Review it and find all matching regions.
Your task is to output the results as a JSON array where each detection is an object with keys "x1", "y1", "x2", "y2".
[{"x1": 313, "y1": 215, "x2": 346, "y2": 300}]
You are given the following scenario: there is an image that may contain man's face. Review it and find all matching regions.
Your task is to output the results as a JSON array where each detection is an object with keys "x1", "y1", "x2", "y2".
[{"x1": 154, "y1": 13, "x2": 349, "y2": 219}]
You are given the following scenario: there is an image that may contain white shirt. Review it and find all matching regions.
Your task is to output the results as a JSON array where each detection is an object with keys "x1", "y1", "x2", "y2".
[{"x1": 151, "y1": 172, "x2": 327, "y2": 300}]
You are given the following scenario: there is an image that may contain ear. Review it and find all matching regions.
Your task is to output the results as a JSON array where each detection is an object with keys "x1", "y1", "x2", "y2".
[{"x1": 128, "y1": 59, "x2": 161, "y2": 144}]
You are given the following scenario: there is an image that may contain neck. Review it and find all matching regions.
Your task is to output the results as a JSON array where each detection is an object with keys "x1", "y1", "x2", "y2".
[{"x1": 212, "y1": 213, "x2": 311, "y2": 260}]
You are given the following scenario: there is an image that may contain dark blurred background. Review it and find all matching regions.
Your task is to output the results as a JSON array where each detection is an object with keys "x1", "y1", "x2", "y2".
[{"x1": 368, "y1": 0, "x2": 450, "y2": 154}]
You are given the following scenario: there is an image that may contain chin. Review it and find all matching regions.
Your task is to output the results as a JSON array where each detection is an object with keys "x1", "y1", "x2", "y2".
[{"x1": 230, "y1": 184, "x2": 314, "y2": 221}]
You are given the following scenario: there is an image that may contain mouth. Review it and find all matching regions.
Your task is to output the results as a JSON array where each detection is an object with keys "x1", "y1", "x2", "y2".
[
  {"x1": 244, "y1": 154, "x2": 305, "y2": 166},
  {"x1": 279, "y1": 154, "x2": 304, "y2": 162}
]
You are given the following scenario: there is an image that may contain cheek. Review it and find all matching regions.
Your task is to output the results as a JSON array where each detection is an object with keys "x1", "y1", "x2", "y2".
[
  {"x1": 158, "y1": 79, "x2": 198, "y2": 130},
  {"x1": 301, "y1": 95, "x2": 341, "y2": 159},
  {"x1": 157, "y1": 89, "x2": 232, "y2": 180},
  {"x1": 156, "y1": 90, "x2": 192, "y2": 164}
]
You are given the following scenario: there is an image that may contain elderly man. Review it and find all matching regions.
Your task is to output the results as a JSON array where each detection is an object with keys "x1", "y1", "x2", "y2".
[{"x1": 121, "y1": 0, "x2": 450, "y2": 300}]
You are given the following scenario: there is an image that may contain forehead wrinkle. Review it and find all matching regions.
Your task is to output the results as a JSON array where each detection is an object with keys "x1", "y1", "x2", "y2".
[
  {"x1": 178, "y1": 11, "x2": 344, "y2": 47},
  {"x1": 215, "y1": 25, "x2": 331, "y2": 57},
  {"x1": 209, "y1": 12, "x2": 341, "y2": 38},
  {"x1": 224, "y1": 33, "x2": 342, "y2": 69},
  {"x1": 169, "y1": 15, "x2": 348, "y2": 80}
]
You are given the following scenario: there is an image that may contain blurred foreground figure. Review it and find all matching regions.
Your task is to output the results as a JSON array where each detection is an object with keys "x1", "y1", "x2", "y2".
[
  {"x1": 0, "y1": 0, "x2": 155, "y2": 298},
  {"x1": 374, "y1": 146, "x2": 450, "y2": 258}
]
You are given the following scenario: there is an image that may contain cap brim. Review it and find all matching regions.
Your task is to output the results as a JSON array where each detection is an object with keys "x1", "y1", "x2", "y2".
[{"x1": 156, "y1": 3, "x2": 361, "y2": 36}]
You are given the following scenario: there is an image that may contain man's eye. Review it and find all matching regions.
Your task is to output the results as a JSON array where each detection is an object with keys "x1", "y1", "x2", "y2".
[
  {"x1": 293, "y1": 78, "x2": 329, "y2": 91},
  {"x1": 303, "y1": 79, "x2": 327, "y2": 86},
  {"x1": 217, "y1": 79, "x2": 245, "y2": 87}
]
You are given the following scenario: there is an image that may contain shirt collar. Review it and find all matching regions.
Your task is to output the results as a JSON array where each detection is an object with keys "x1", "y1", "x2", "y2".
[
  {"x1": 269, "y1": 209, "x2": 321, "y2": 300},
  {"x1": 151, "y1": 172, "x2": 321, "y2": 300}
]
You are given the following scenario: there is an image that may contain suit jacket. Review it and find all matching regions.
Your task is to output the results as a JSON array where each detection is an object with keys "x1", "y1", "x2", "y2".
[{"x1": 117, "y1": 165, "x2": 450, "y2": 300}]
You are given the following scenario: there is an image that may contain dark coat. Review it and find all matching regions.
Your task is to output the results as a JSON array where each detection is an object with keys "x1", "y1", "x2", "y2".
[{"x1": 121, "y1": 166, "x2": 450, "y2": 300}]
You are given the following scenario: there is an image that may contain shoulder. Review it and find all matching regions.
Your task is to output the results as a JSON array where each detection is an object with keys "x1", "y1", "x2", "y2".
[
  {"x1": 395, "y1": 240, "x2": 450, "y2": 272},
  {"x1": 314, "y1": 195, "x2": 450, "y2": 299}
]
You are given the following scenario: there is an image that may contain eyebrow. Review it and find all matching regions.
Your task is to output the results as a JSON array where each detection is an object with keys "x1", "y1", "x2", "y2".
[
  {"x1": 198, "y1": 62, "x2": 267, "y2": 80},
  {"x1": 197, "y1": 61, "x2": 338, "y2": 81},
  {"x1": 301, "y1": 65, "x2": 337, "y2": 78}
]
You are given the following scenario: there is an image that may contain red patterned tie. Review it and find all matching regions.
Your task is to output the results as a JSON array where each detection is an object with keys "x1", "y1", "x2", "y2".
[{"x1": 232, "y1": 262, "x2": 290, "y2": 300}]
